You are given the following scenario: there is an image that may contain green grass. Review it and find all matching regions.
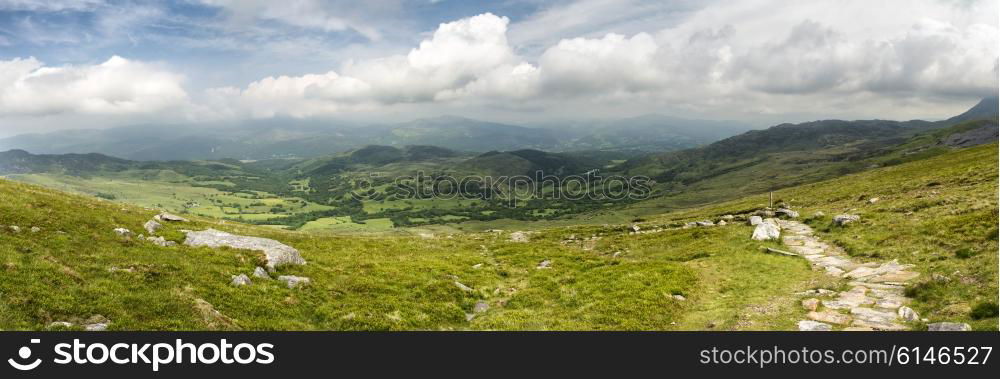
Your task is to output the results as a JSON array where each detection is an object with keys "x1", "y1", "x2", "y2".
[
  {"x1": 1, "y1": 143, "x2": 995, "y2": 330},
  {"x1": 648, "y1": 143, "x2": 999, "y2": 330}
]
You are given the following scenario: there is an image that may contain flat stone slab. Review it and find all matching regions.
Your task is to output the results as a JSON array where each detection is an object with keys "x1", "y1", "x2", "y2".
[
  {"x1": 807, "y1": 311, "x2": 852, "y2": 325},
  {"x1": 184, "y1": 229, "x2": 306, "y2": 270},
  {"x1": 798, "y1": 320, "x2": 832, "y2": 331}
]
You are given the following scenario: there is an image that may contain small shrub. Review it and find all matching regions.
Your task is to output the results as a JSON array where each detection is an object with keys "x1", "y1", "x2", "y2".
[
  {"x1": 954, "y1": 248, "x2": 976, "y2": 259},
  {"x1": 970, "y1": 302, "x2": 999, "y2": 320}
]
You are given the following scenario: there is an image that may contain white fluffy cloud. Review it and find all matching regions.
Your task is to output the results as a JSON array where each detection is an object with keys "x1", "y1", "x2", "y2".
[
  {"x1": 217, "y1": 13, "x2": 528, "y2": 118},
  {"x1": 0, "y1": 56, "x2": 188, "y2": 116},
  {"x1": 1, "y1": 0, "x2": 997, "y2": 128},
  {"x1": 212, "y1": 2, "x2": 997, "y2": 121}
]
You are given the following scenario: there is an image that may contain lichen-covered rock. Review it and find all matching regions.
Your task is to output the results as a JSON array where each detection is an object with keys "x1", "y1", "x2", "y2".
[
  {"x1": 927, "y1": 322, "x2": 971, "y2": 331},
  {"x1": 253, "y1": 266, "x2": 270, "y2": 279},
  {"x1": 144, "y1": 220, "x2": 162, "y2": 234},
  {"x1": 230, "y1": 274, "x2": 251, "y2": 286},
  {"x1": 833, "y1": 214, "x2": 860, "y2": 226},
  {"x1": 155, "y1": 213, "x2": 188, "y2": 222},
  {"x1": 277, "y1": 275, "x2": 311, "y2": 289},
  {"x1": 751, "y1": 221, "x2": 780, "y2": 241},
  {"x1": 183, "y1": 229, "x2": 305, "y2": 270},
  {"x1": 798, "y1": 320, "x2": 832, "y2": 331},
  {"x1": 776, "y1": 208, "x2": 800, "y2": 218}
]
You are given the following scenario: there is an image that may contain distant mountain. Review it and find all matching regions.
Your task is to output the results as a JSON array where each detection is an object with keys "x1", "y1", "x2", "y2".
[
  {"x1": 0, "y1": 149, "x2": 132, "y2": 175},
  {"x1": 611, "y1": 97, "x2": 998, "y2": 209},
  {"x1": 946, "y1": 96, "x2": 998, "y2": 123},
  {"x1": 0, "y1": 114, "x2": 750, "y2": 161},
  {"x1": 555, "y1": 114, "x2": 753, "y2": 152}
]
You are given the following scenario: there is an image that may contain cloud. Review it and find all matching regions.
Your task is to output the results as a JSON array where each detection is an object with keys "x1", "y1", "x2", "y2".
[
  {"x1": 216, "y1": 13, "x2": 526, "y2": 117},
  {"x1": 0, "y1": 0, "x2": 104, "y2": 11},
  {"x1": 197, "y1": 0, "x2": 401, "y2": 41},
  {"x1": 1, "y1": 0, "x2": 997, "y2": 129},
  {"x1": 0, "y1": 56, "x2": 189, "y2": 116}
]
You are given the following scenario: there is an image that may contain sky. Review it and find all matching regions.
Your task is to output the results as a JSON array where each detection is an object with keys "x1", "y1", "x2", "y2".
[{"x1": 0, "y1": 0, "x2": 997, "y2": 136}]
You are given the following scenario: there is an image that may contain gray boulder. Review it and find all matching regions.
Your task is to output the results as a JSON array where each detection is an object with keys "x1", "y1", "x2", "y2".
[
  {"x1": 798, "y1": 320, "x2": 832, "y2": 331},
  {"x1": 277, "y1": 275, "x2": 311, "y2": 289},
  {"x1": 695, "y1": 220, "x2": 715, "y2": 227},
  {"x1": 253, "y1": 266, "x2": 270, "y2": 279},
  {"x1": 155, "y1": 212, "x2": 188, "y2": 222},
  {"x1": 776, "y1": 208, "x2": 800, "y2": 218},
  {"x1": 748, "y1": 216, "x2": 763, "y2": 226},
  {"x1": 144, "y1": 220, "x2": 162, "y2": 234},
  {"x1": 183, "y1": 229, "x2": 306, "y2": 270},
  {"x1": 147, "y1": 236, "x2": 176, "y2": 247},
  {"x1": 833, "y1": 214, "x2": 860, "y2": 226},
  {"x1": 113, "y1": 228, "x2": 133, "y2": 237},
  {"x1": 30, "y1": 226, "x2": 41, "y2": 233},
  {"x1": 751, "y1": 221, "x2": 780, "y2": 241},
  {"x1": 230, "y1": 274, "x2": 251, "y2": 286}
]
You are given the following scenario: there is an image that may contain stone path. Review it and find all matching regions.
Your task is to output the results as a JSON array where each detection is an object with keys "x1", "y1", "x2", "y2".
[{"x1": 777, "y1": 220, "x2": 920, "y2": 331}]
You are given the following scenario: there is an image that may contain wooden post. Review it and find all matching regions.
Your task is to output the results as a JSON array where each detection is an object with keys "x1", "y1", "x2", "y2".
[{"x1": 769, "y1": 191, "x2": 773, "y2": 208}]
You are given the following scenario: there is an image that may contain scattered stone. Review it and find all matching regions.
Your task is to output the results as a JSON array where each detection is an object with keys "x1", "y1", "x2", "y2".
[
  {"x1": 751, "y1": 221, "x2": 780, "y2": 241},
  {"x1": 83, "y1": 315, "x2": 110, "y2": 331},
  {"x1": 868, "y1": 197, "x2": 880, "y2": 204},
  {"x1": 721, "y1": 215, "x2": 735, "y2": 220},
  {"x1": 147, "y1": 236, "x2": 176, "y2": 247},
  {"x1": 509, "y1": 231, "x2": 530, "y2": 243},
  {"x1": 798, "y1": 320, "x2": 832, "y2": 331},
  {"x1": 813, "y1": 211, "x2": 825, "y2": 217},
  {"x1": 717, "y1": 220, "x2": 727, "y2": 226},
  {"x1": 184, "y1": 229, "x2": 306, "y2": 271},
  {"x1": 927, "y1": 322, "x2": 971, "y2": 331},
  {"x1": 776, "y1": 208, "x2": 800, "y2": 218},
  {"x1": 454, "y1": 281, "x2": 473, "y2": 292},
  {"x1": 277, "y1": 275, "x2": 311, "y2": 289},
  {"x1": 113, "y1": 228, "x2": 133, "y2": 237},
  {"x1": 808, "y1": 311, "x2": 852, "y2": 325},
  {"x1": 898, "y1": 306, "x2": 919, "y2": 322},
  {"x1": 253, "y1": 266, "x2": 270, "y2": 279},
  {"x1": 230, "y1": 274, "x2": 251, "y2": 286},
  {"x1": 155, "y1": 213, "x2": 188, "y2": 222},
  {"x1": 833, "y1": 214, "x2": 860, "y2": 226},
  {"x1": 695, "y1": 220, "x2": 715, "y2": 227},
  {"x1": 30, "y1": 226, "x2": 41, "y2": 233},
  {"x1": 48, "y1": 321, "x2": 74, "y2": 329},
  {"x1": 472, "y1": 263, "x2": 483, "y2": 269},
  {"x1": 144, "y1": 220, "x2": 162, "y2": 234},
  {"x1": 473, "y1": 301, "x2": 489, "y2": 314},
  {"x1": 631, "y1": 224, "x2": 641, "y2": 233},
  {"x1": 672, "y1": 294, "x2": 686, "y2": 301},
  {"x1": 748, "y1": 216, "x2": 763, "y2": 226},
  {"x1": 802, "y1": 298, "x2": 820, "y2": 311},
  {"x1": 8, "y1": 225, "x2": 20, "y2": 233},
  {"x1": 536, "y1": 260, "x2": 552, "y2": 269}
]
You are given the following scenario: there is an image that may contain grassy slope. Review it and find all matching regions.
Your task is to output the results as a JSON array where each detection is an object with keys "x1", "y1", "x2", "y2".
[
  {"x1": 650, "y1": 143, "x2": 999, "y2": 330},
  {"x1": 1, "y1": 143, "x2": 995, "y2": 330},
  {"x1": 0, "y1": 177, "x2": 821, "y2": 330}
]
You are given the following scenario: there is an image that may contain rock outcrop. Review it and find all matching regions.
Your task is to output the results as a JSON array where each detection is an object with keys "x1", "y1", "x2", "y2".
[{"x1": 183, "y1": 229, "x2": 306, "y2": 270}]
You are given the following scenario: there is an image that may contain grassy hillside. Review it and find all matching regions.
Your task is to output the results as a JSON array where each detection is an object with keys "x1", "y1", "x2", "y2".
[
  {"x1": 647, "y1": 143, "x2": 999, "y2": 330},
  {"x1": 1, "y1": 142, "x2": 994, "y2": 330},
  {"x1": 0, "y1": 174, "x2": 823, "y2": 330}
]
